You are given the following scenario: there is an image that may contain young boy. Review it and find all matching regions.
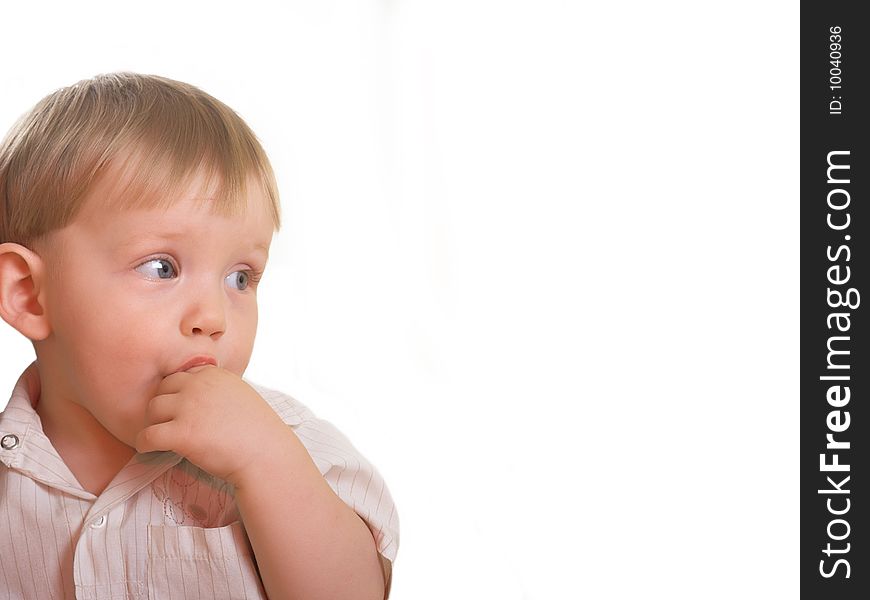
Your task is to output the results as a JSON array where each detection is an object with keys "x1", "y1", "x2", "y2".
[{"x1": 0, "y1": 73, "x2": 398, "y2": 599}]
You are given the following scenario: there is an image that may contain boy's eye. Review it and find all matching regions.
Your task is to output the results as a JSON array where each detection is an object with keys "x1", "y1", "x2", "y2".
[
  {"x1": 135, "y1": 258, "x2": 176, "y2": 280},
  {"x1": 134, "y1": 260, "x2": 258, "y2": 289},
  {"x1": 226, "y1": 271, "x2": 250, "y2": 291}
]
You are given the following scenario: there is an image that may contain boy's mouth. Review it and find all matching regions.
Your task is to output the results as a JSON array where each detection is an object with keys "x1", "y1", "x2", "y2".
[{"x1": 174, "y1": 355, "x2": 218, "y2": 374}]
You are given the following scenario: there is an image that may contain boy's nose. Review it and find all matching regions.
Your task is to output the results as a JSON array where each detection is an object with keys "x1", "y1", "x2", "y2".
[{"x1": 181, "y1": 289, "x2": 226, "y2": 339}]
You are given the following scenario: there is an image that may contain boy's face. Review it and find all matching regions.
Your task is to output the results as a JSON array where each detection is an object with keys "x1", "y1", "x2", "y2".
[{"x1": 35, "y1": 171, "x2": 274, "y2": 449}]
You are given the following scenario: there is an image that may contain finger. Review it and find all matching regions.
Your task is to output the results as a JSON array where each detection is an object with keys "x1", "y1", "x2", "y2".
[
  {"x1": 135, "y1": 420, "x2": 186, "y2": 454},
  {"x1": 144, "y1": 393, "x2": 179, "y2": 425},
  {"x1": 158, "y1": 365, "x2": 216, "y2": 392},
  {"x1": 156, "y1": 371, "x2": 194, "y2": 394}
]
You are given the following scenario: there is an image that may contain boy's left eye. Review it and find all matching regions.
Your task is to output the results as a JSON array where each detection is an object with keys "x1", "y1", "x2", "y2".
[{"x1": 226, "y1": 271, "x2": 252, "y2": 291}]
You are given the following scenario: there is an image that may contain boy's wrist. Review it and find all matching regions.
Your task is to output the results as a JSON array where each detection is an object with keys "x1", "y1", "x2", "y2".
[{"x1": 228, "y1": 426, "x2": 322, "y2": 493}]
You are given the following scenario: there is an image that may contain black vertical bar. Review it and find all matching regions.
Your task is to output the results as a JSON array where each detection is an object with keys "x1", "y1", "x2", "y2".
[{"x1": 802, "y1": 5, "x2": 868, "y2": 598}]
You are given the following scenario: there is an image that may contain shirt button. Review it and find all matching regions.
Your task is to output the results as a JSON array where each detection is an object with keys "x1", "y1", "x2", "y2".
[
  {"x1": 1, "y1": 434, "x2": 19, "y2": 450},
  {"x1": 91, "y1": 515, "x2": 106, "y2": 528}
]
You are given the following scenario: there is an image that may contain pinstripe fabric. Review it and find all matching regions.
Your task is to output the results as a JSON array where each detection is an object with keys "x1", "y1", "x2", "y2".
[{"x1": 0, "y1": 365, "x2": 399, "y2": 599}]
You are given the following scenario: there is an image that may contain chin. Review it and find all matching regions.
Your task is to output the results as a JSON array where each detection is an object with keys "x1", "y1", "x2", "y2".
[{"x1": 109, "y1": 427, "x2": 138, "y2": 450}]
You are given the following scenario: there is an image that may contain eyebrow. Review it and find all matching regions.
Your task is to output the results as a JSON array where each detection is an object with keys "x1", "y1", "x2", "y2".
[{"x1": 116, "y1": 233, "x2": 270, "y2": 255}]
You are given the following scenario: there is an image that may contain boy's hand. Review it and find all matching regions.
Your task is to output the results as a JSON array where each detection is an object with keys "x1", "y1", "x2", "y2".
[{"x1": 134, "y1": 366, "x2": 291, "y2": 486}]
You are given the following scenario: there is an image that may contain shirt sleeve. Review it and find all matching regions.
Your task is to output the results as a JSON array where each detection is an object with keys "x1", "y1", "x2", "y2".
[{"x1": 249, "y1": 382, "x2": 400, "y2": 594}]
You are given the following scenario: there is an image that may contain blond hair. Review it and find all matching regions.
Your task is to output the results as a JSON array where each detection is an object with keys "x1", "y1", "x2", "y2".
[{"x1": 0, "y1": 73, "x2": 280, "y2": 246}]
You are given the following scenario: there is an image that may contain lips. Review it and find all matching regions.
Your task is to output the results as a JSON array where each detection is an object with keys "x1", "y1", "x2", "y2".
[{"x1": 174, "y1": 355, "x2": 218, "y2": 374}]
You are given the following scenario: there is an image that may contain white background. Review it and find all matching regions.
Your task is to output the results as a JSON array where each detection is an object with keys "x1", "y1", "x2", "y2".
[{"x1": 0, "y1": 2, "x2": 798, "y2": 598}]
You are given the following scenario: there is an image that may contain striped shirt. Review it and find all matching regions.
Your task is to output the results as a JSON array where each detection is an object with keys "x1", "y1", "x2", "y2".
[{"x1": 0, "y1": 363, "x2": 398, "y2": 599}]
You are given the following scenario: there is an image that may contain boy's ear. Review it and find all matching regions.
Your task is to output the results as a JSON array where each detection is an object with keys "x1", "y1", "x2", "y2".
[{"x1": 0, "y1": 242, "x2": 51, "y2": 341}]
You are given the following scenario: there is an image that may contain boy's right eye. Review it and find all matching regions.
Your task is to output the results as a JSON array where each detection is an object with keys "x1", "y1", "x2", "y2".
[{"x1": 135, "y1": 258, "x2": 177, "y2": 280}]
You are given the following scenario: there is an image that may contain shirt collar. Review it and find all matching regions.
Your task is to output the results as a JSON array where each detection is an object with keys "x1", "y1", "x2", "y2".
[
  {"x1": 1, "y1": 361, "x2": 183, "y2": 503},
  {"x1": 0, "y1": 361, "x2": 94, "y2": 497}
]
